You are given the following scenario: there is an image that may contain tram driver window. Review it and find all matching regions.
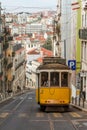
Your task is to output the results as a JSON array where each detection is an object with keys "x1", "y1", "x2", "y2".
[
  {"x1": 41, "y1": 72, "x2": 48, "y2": 87},
  {"x1": 50, "y1": 72, "x2": 59, "y2": 86},
  {"x1": 61, "y1": 72, "x2": 68, "y2": 87}
]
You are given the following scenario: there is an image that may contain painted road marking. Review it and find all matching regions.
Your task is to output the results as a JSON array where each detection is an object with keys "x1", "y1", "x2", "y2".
[
  {"x1": 36, "y1": 112, "x2": 44, "y2": 117},
  {"x1": 17, "y1": 112, "x2": 82, "y2": 119},
  {"x1": 0, "y1": 112, "x2": 9, "y2": 118},
  {"x1": 18, "y1": 113, "x2": 28, "y2": 118},
  {"x1": 70, "y1": 112, "x2": 81, "y2": 117},
  {"x1": 53, "y1": 113, "x2": 63, "y2": 118}
]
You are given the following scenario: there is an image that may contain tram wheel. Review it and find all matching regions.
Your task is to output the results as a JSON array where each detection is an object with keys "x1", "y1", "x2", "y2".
[{"x1": 64, "y1": 105, "x2": 69, "y2": 111}]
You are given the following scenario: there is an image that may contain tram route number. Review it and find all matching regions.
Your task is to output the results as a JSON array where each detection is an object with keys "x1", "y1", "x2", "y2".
[{"x1": 68, "y1": 60, "x2": 76, "y2": 70}]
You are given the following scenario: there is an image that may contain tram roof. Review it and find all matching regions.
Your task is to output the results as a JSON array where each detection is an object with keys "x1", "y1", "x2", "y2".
[
  {"x1": 37, "y1": 63, "x2": 70, "y2": 70},
  {"x1": 37, "y1": 57, "x2": 70, "y2": 70}
]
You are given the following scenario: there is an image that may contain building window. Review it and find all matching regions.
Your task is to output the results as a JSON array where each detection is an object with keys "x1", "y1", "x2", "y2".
[
  {"x1": 0, "y1": 44, "x2": 2, "y2": 54},
  {"x1": 0, "y1": 62, "x2": 1, "y2": 72},
  {"x1": 84, "y1": 42, "x2": 86, "y2": 60}
]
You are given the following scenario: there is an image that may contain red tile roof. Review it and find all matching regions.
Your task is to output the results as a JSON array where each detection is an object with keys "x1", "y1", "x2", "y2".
[
  {"x1": 27, "y1": 47, "x2": 53, "y2": 56},
  {"x1": 41, "y1": 48, "x2": 53, "y2": 57},
  {"x1": 27, "y1": 48, "x2": 40, "y2": 55},
  {"x1": 27, "y1": 47, "x2": 53, "y2": 64},
  {"x1": 37, "y1": 57, "x2": 43, "y2": 63},
  {"x1": 16, "y1": 48, "x2": 25, "y2": 54}
]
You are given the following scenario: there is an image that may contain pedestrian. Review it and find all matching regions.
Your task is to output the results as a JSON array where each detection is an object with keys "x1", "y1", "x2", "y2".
[{"x1": 82, "y1": 85, "x2": 86, "y2": 100}]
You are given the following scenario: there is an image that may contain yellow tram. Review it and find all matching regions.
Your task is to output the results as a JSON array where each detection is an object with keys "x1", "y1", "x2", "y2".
[{"x1": 36, "y1": 57, "x2": 72, "y2": 110}]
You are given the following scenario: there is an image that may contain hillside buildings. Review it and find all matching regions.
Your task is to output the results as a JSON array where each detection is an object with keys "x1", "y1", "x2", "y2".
[{"x1": 0, "y1": 2, "x2": 55, "y2": 99}]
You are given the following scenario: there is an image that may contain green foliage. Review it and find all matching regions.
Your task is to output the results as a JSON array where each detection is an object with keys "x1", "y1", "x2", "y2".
[{"x1": 42, "y1": 37, "x2": 52, "y2": 50}]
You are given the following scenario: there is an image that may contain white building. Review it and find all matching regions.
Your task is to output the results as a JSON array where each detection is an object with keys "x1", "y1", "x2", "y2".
[
  {"x1": 25, "y1": 23, "x2": 47, "y2": 34},
  {"x1": 79, "y1": 1, "x2": 87, "y2": 100},
  {"x1": 12, "y1": 43, "x2": 26, "y2": 92}
]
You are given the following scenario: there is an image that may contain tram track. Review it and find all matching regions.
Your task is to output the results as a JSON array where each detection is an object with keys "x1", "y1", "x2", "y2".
[
  {"x1": 66, "y1": 118, "x2": 78, "y2": 130},
  {"x1": 0, "y1": 91, "x2": 86, "y2": 130},
  {"x1": 0, "y1": 92, "x2": 30, "y2": 127}
]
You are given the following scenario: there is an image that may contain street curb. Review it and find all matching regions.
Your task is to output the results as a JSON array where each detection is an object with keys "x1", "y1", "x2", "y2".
[{"x1": 71, "y1": 103, "x2": 87, "y2": 112}]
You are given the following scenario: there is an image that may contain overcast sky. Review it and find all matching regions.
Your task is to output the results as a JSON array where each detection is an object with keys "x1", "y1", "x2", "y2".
[{"x1": 0, "y1": 0, "x2": 57, "y2": 13}]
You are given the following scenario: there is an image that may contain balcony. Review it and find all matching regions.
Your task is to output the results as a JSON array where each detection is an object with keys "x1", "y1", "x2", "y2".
[
  {"x1": 8, "y1": 75, "x2": 15, "y2": 81},
  {"x1": 5, "y1": 76, "x2": 7, "y2": 81},
  {"x1": 0, "y1": 36, "x2": 4, "y2": 42},
  {"x1": 7, "y1": 62, "x2": 13, "y2": 70},
  {"x1": 0, "y1": 72, "x2": 3, "y2": 77},
  {"x1": 79, "y1": 28, "x2": 87, "y2": 40},
  {"x1": 15, "y1": 60, "x2": 25, "y2": 70},
  {"x1": 4, "y1": 58, "x2": 8, "y2": 65},
  {"x1": 0, "y1": 53, "x2": 3, "y2": 59},
  {"x1": 8, "y1": 36, "x2": 13, "y2": 41},
  {"x1": 3, "y1": 27, "x2": 11, "y2": 35},
  {"x1": 3, "y1": 43, "x2": 9, "y2": 50},
  {"x1": 12, "y1": 75, "x2": 15, "y2": 81},
  {"x1": 12, "y1": 51, "x2": 15, "y2": 57},
  {"x1": 6, "y1": 36, "x2": 13, "y2": 41}
]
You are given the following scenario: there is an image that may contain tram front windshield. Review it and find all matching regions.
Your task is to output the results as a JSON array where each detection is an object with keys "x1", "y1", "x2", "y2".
[
  {"x1": 41, "y1": 72, "x2": 59, "y2": 87},
  {"x1": 40, "y1": 72, "x2": 68, "y2": 87},
  {"x1": 50, "y1": 72, "x2": 59, "y2": 86}
]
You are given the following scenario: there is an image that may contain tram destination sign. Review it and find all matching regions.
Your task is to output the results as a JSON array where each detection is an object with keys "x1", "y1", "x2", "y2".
[{"x1": 43, "y1": 57, "x2": 66, "y2": 65}]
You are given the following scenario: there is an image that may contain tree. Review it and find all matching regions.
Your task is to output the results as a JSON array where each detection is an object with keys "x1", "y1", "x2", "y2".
[{"x1": 42, "y1": 37, "x2": 52, "y2": 50}]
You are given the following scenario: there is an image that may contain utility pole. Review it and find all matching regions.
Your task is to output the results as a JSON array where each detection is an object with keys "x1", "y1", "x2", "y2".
[{"x1": 53, "y1": 0, "x2": 61, "y2": 57}]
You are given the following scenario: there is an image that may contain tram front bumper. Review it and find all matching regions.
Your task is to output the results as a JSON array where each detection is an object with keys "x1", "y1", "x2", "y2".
[{"x1": 40, "y1": 99, "x2": 70, "y2": 106}]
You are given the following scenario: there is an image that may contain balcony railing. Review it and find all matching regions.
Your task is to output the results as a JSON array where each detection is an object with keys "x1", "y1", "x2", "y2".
[
  {"x1": 3, "y1": 27, "x2": 11, "y2": 35},
  {"x1": 7, "y1": 62, "x2": 13, "y2": 70},
  {"x1": 15, "y1": 60, "x2": 25, "y2": 70},
  {"x1": 8, "y1": 36, "x2": 13, "y2": 41},
  {"x1": 12, "y1": 51, "x2": 15, "y2": 57},
  {"x1": 3, "y1": 43, "x2": 9, "y2": 50},
  {"x1": 0, "y1": 36, "x2": 4, "y2": 42},
  {"x1": 12, "y1": 75, "x2": 15, "y2": 81},
  {"x1": 4, "y1": 58, "x2": 8, "y2": 65},
  {"x1": 6, "y1": 36, "x2": 13, "y2": 41},
  {"x1": 0, "y1": 53, "x2": 3, "y2": 59},
  {"x1": 0, "y1": 72, "x2": 3, "y2": 77}
]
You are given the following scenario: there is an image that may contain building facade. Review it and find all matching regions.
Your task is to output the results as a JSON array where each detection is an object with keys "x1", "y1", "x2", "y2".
[{"x1": 79, "y1": 0, "x2": 87, "y2": 100}]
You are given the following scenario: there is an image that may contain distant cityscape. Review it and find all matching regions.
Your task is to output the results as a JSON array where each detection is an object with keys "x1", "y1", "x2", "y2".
[{"x1": 0, "y1": 2, "x2": 56, "y2": 100}]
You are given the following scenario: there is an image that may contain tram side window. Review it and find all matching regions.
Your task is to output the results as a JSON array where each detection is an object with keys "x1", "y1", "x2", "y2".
[
  {"x1": 50, "y1": 72, "x2": 59, "y2": 86},
  {"x1": 41, "y1": 72, "x2": 48, "y2": 87},
  {"x1": 61, "y1": 72, "x2": 68, "y2": 87}
]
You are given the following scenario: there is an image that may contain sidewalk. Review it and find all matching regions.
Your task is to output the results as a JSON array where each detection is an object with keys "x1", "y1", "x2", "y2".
[
  {"x1": 0, "y1": 89, "x2": 30, "y2": 104},
  {"x1": 71, "y1": 97, "x2": 87, "y2": 112}
]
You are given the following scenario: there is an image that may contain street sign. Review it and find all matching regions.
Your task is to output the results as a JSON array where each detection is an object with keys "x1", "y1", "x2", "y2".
[{"x1": 68, "y1": 60, "x2": 76, "y2": 70}]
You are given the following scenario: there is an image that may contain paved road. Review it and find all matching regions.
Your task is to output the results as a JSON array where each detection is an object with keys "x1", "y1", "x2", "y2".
[{"x1": 0, "y1": 90, "x2": 87, "y2": 130}]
